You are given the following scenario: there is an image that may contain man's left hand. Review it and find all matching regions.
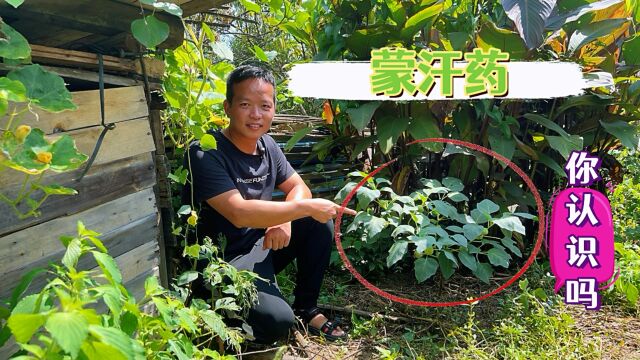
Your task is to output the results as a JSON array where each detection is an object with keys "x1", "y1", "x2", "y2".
[{"x1": 263, "y1": 222, "x2": 292, "y2": 250}]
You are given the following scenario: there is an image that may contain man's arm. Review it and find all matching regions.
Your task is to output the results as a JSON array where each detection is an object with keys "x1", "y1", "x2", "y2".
[
  {"x1": 262, "y1": 172, "x2": 311, "y2": 250},
  {"x1": 205, "y1": 179, "x2": 353, "y2": 229}
]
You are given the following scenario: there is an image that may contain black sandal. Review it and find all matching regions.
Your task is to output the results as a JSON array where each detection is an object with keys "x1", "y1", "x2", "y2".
[{"x1": 294, "y1": 307, "x2": 347, "y2": 342}]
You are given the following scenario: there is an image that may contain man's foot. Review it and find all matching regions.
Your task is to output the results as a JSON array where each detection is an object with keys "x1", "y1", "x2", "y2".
[
  {"x1": 309, "y1": 313, "x2": 346, "y2": 338},
  {"x1": 295, "y1": 307, "x2": 347, "y2": 341}
]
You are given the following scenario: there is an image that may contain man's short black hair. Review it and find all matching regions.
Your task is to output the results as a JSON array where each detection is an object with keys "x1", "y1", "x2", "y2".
[{"x1": 226, "y1": 65, "x2": 276, "y2": 104}]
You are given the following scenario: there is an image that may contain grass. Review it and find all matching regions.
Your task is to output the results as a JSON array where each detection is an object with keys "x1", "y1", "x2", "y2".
[{"x1": 299, "y1": 262, "x2": 603, "y2": 359}]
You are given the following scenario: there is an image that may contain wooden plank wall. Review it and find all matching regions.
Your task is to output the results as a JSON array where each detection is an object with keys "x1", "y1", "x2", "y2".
[{"x1": 0, "y1": 85, "x2": 160, "y2": 356}]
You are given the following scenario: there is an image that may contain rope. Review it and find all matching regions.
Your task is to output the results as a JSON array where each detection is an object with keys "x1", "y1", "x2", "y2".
[{"x1": 76, "y1": 53, "x2": 116, "y2": 181}]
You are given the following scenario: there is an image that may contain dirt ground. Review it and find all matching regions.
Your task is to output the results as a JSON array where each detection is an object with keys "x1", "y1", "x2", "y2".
[{"x1": 237, "y1": 271, "x2": 640, "y2": 360}]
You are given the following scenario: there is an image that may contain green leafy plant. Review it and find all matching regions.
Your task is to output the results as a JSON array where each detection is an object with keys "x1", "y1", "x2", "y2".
[
  {"x1": 0, "y1": 222, "x2": 258, "y2": 359},
  {"x1": 1, "y1": 15, "x2": 87, "y2": 219},
  {"x1": 606, "y1": 243, "x2": 640, "y2": 309},
  {"x1": 446, "y1": 279, "x2": 600, "y2": 359},
  {"x1": 336, "y1": 171, "x2": 535, "y2": 283}
]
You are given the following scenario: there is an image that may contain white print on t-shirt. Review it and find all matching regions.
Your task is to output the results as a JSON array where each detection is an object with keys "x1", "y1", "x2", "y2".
[{"x1": 236, "y1": 174, "x2": 269, "y2": 184}]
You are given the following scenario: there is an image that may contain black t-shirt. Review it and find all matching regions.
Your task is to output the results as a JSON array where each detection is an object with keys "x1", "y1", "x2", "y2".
[{"x1": 183, "y1": 130, "x2": 295, "y2": 256}]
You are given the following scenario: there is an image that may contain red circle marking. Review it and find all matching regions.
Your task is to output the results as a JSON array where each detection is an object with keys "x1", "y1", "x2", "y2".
[{"x1": 334, "y1": 138, "x2": 545, "y2": 307}]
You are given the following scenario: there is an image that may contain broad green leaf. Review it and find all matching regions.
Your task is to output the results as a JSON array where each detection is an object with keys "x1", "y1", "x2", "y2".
[
  {"x1": 451, "y1": 234, "x2": 468, "y2": 247},
  {"x1": 407, "y1": 112, "x2": 443, "y2": 152},
  {"x1": 7, "y1": 313, "x2": 46, "y2": 343},
  {"x1": 0, "y1": 22, "x2": 30, "y2": 59},
  {"x1": 82, "y1": 341, "x2": 127, "y2": 360},
  {"x1": 463, "y1": 223, "x2": 485, "y2": 241},
  {"x1": 500, "y1": 0, "x2": 557, "y2": 49},
  {"x1": 346, "y1": 102, "x2": 381, "y2": 132},
  {"x1": 442, "y1": 143, "x2": 474, "y2": 157},
  {"x1": 599, "y1": 119, "x2": 639, "y2": 150},
  {"x1": 62, "y1": 238, "x2": 82, "y2": 269},
  {"x1": 493, "y1": 216, "x2": 526, "y2": 235},
  {"x1": 211, "y1": 41, "x2": 234, "y2": 61},
  {"x1": 12, "y1": 294, "x2": 49, "y2": 314},
  {"x1": 7, "y1": 65, "x2": 76, "y2": 112},
  {"x1": 334, "y1": 182, "x2": 357, "y2": 203},
  {"x1": 177, "y1": 205, "x2": 191, "y2": 215},
  {"x1": 131, "y1": 15, "x2": 170, "y2": 49},
  {"x1": 0, "y1": 96, "x2": 7, "y2": 116},
  {"x1": 10, "y1": 267, "x2": 45, "y2": 308},
  {"x1": 201, "y1": 23, "x2": 216, "y2": 42},
  {"x1": 253, "y1": 45, "x2": 269, "y2": 62},
  {"x1": 350, "y1": 136, "x2": 375, "y2": 161},
  {"x1": 447, "y1": 191, "x2": 469, "y2": 202},
  {"x1": 400, "y1": 2, "x2": 445, "y2": 39},
  {"x1": 183, "y1": 244, "x2": 200, "y2": 258},
  {"x1": 523, "y1": 113, "x2": 569, "y2": 138},
  {"x1": 476, "y1": 18, "x2": 527, "y2": 59},
  {"x1": 89, "y1": 325, "x2": 134, "y2": 360},
  {"x1": 4, "y1": 0, "x2": 25, "y2": 7},
  {"x1": 568, "y1": 18, "x2": 628, "y2": 55},
  {"x1": 625, "y1": 283, "x2": 639, "y2": 305},
  {"x1": 477, "y1": 199, "x2": 500, "y2": 214},
  {"x1": 387, "y1": 241, "x2": 408, "y2": 267},
  {"x1": 200, "y1": 311, "x2": 228, "y2": 340},
  {"x1": 488, "y1": 129, "x2": 516, "y2": 161},
  {"x1": 356, "y1": 187, "x2": 380, "y2": 210},
  {"x1": 458, "y1": 249, "x2": 477, "y2": 271},
  {"x1": 430, "y1": 200, "x2": 458, "y2": 218},
  {"x1": 391, "y1": 225, "x2": 415, "y2": 238},
  {"x1": 501, "y1": 237, "x2": 523, "y2": 257},
  {"x1": 285, "y1": 126, "x2": 317, "y2": 151},
  {"x1": 487, "y1": 247, "x2": 511, "y2": 268},
  {"x1": 92, "y1": 251, "x2": 123, "y2": 284},
  {"x1": 438, "y1": 252, "x2": 456, "y2": 279},
  {"x1": 177, "y1": 271, "x2": 199, "y2": 285},
  {"x1": 45, "y1": 312, "x2": 89, "y2": 358},
  {"x1": 153, "y1": 2, "x2": 183, "y2": 17},
  {"x1": 473, "y1": 261, "x2": 493, "y2": 283},
  {"x1": 377, "y1": 116, "x2": 410, "y2": 154},
  {"x1": 622, "y1": 34, "x2": 640, "y2": 66},
  {"x1": 554, "y1": 94, "x2": 614, "y2": 117},
  {"x1": 537, "y1": 152, "x2": 567, "y2": 177},
  {"x1": 32, "y1": 184, "x2": 77, "y2": 196},
  {"x1": 442, "y1": 177, "x2": 464, "y2": 192},
  {"x1": 471, "y1": 208, "x2": 491, "y2": 224},
  {"x1": 199, "y1": 133, "x2": 217, "y2": 151},
  {"x1": 414, "y1": 257, "x2": 439, "y2": 283},
  {"x1": 240, "y1": 0, "x2": 261, "y2": 13},
  {"x1": 546, "y1": 134, "x2": 583, "y2": 160},
  {"x1": 546, "y1": 0, "x2": 623, "y2": 30},
  {"x1": 412, "y1": 236, "x2": 435, "y2": 253},
  {"x1": 48, "y1": 134, "x2": 87, "y2": 171},
  {"x1": 120, "y1": 312, "x2": 138, "y2": 337},
  {"x1": 0, "y1": 77, "x2": 27, "y2": 102}
]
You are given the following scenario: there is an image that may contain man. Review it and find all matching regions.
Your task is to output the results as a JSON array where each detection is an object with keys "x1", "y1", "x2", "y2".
[{"x1": 184, "y1": 65, "x2": 355, "y2": 344}]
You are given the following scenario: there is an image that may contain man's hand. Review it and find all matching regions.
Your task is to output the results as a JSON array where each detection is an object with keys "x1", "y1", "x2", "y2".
[
  {"x1": 303, "y1": 199, "x2": 357, "y2": 223},
  {"x1": 263, "y1": 222, "x2": 292, "y2": 250}
]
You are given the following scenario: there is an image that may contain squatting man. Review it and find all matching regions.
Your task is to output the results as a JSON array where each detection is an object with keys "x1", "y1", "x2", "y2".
[{"x1": 184, "y1": 65, "x2": 356, "y2": 343}]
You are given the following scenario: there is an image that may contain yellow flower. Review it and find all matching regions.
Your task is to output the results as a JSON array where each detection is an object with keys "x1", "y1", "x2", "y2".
[
  {"x1": 36, "y1": 151, "x2": 52, "y2": 164},
  {"x1": 15, "y1": 125, "x2": 31, "y2": 142},
  {"x1": 187, "y1": 211, "x2": 198, "y2": 226},
  {"x1": 210, "y1": 114, "x2": 228, "y2": 127}
]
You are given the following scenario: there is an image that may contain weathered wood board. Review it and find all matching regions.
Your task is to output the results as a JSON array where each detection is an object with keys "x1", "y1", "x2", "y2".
[
  {"x1": 0, "y1": 152, "x2": 156, "y2": 235},
  {"x1": 7, "y1": 86, "x2": 149, "y2": 134}
]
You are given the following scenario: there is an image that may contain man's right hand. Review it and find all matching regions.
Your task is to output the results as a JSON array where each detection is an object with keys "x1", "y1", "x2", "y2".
[{"x1": 301, "y1": 199, "x2": 357, "y2": 223}]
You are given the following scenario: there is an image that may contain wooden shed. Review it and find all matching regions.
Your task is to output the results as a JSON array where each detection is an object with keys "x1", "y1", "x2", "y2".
[{"x1": 0, "y1": 0, "x2": 230, "y2": 356}]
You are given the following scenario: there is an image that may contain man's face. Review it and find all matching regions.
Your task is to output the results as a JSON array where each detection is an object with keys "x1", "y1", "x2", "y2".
[{"x1": 223, "y1": 78, "x2": 275, "y2": 143}]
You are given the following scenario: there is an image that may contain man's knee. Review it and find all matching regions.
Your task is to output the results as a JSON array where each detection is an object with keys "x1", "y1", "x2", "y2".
[{"x1": 247, "y1": 295, "x2": 296, "y2": 344}]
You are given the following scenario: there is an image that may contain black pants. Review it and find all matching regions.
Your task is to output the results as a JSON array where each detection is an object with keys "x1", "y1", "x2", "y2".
[{"x1": 225, "y1": 217, "x2": 333, "y2": 344}]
